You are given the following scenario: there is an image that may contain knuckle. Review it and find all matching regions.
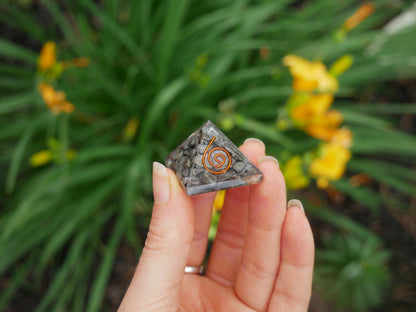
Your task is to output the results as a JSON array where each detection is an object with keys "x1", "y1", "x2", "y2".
[
  {"x1": 215, "y1": 230, "x2": 245, "y2": 250},
  {"x1": 241, "y1": 258, "x2": 276, "y2": 280},
  {"x1": 274, "y1": 283, "x2": 311, "y2": 310},
  {"x1": 144, "y1": 228, "x2": 169, "y2": 252}
]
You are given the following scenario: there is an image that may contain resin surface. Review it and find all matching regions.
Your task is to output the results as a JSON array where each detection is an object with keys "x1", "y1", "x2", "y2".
[{"x1": 165, "y1": 120, "x2": 263, "y2": 195}]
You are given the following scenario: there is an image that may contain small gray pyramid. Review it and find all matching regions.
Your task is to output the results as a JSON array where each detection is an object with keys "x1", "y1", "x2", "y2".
[{"x1": 165, "y1": 120, "x2": 263, "y2": 195}]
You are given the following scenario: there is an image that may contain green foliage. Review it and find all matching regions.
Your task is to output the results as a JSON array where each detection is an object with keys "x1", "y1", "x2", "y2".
[
  {"x1": 0, "y1": 0, "x2": 415, "y2": 311},
  {"x1": 315, "y1": 233, "x2": 391, "y2": 312}
]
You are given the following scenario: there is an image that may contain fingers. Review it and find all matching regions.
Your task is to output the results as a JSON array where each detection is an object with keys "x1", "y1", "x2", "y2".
[
  {"x1": 118, "y1": 162, "x2": 194, "y2": 312},
  {"x1": 268, "y1": 200, "x2": 315, "y2": 312},
  {"x1": 206, "y1": 138, "x2": 266, "y2": 286},
  {"x1": 234, "y1": 156, "x2": 287, "y2": 311},
  {"x1": 186, "y1": 192, "x2": 216, "y2": 266}
]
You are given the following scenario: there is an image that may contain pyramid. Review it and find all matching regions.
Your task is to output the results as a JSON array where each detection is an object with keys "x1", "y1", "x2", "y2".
[{"x1": 165, "y1": 120, "x2": 263, "y2": 196}]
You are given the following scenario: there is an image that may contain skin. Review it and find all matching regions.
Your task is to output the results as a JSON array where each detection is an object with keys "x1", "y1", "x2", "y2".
[{"x1": 118, "y1": 139, "x2": 315, "y2": 312}]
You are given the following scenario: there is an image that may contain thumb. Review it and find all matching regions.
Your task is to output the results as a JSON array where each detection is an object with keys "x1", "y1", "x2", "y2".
[{"x1": 119, "y1": 162, "x2": 195, "y2": 312}]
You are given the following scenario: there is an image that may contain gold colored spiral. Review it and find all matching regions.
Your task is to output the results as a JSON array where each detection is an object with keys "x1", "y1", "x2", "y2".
[{"x1": 202, "y1": 136, "x2": 232, "y2": 174}]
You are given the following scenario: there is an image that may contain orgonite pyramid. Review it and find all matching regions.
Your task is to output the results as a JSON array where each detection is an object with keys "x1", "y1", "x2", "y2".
[{"x1": 165, "y1": 120, "x2": 263, "y2": 195}]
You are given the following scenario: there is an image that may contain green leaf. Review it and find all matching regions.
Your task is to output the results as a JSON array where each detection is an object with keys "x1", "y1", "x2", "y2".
[
  {"x1": 40, "y1": 0, "x2": 76, "y2": 44},
  {"x1": 80, "y1": 0, "x2": 153, "y2": 78},
  {"x1": 5, "y1": 115, "x2": 43, "y2": 193},
  {"x1": 0, "y1": 254, "x2": 36, "y2": 307},
  {"x1": 338, "y1": 102, "x2": 416, "y2": 115},
  {"x1": 86, "y1": 214, "x2": 125, "y2": 312},
  {"x1": 349, "y1": 158, "x2": 416, "y2": 197},
  {"x1": 155, "y1": 0, "x2": 189, "y2": 86},
  {"x1": 36, "y1": 209, "x2": 113, "y2": 312},
  {"x1": 0, "y1": 39, "x2": 37, "y2": 64},
  {"x1": 351, "y1": 127, "x2": 416, "y2": 156},
  {"x1": 306, "y1": 199, "x2": 379, "y2": 240},
  {"x1": 38, "y1": 175, "x2": 123, "y2": 269},
  {"x1": 331, "y1": 178, "x2": 383, "y2": 212},
  {"x1": 238, "y1": 117, "x2": 293, "y2": 148},
  {"x1": 139, "y1": 78, "x2": 188, "y2": 144},
  {"x1": 340, "y1": 109, "x2": 393, "y2": 130},
  {"x1": 0, "y1": 91, "x2": 36, "y2": 115}
]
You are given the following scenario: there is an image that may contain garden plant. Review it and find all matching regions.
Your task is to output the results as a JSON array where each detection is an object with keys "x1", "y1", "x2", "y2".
[{"x1": 1, "y1": 0, "x2": 416, "y2": 311}]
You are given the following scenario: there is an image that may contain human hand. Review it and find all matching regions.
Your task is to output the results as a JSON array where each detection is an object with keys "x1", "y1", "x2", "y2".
[{"x1": 118, "y1": 139, "x2": 314, "y2": 312}]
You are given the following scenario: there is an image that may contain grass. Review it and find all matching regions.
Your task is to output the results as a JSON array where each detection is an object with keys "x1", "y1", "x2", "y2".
[{"x1": 0, "y1": 0, "x2": 415, "y2": 311}]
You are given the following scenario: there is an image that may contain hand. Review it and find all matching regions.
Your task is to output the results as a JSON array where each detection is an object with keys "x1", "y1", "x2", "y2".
[{"x1": 118, "y1": 139, "x2": 314, "y2": 312}]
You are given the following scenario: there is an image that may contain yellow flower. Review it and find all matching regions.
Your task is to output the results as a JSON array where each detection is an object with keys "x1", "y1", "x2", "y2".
[
  {"x1": 282, "y1": 156, "x2": 310, "y2": 190},
  {"x1": 122, "y1": 117, "x2": 140, "y2": 141},
  {"x1": 344, "y1": 2, "x2": 375, "y2": 31},
  {"x1": 38, "y1": 41, "x2": 89, "y2": 80},
  {"x1": 288, "y1": 93, "x2": 346, "y2": 142},
  {"x1": 38, "y1": 41, "x2": 57, "y2": 71},
  {"x1": 283, "y1": 55, "x2": 338, "y2": 93},
  {"x1": 304, "y1": 109, "x2": 344, "y2": 141},
  {"x1": 213, "y1": 190, "x2": 226, "y2": 213},
  {"x1": 310, "y1": 143, "x2": 351, "y2": 189},
  {"x1": 31, "y1": 138, "x2": 77, "y2": 167},
  {"x1": 30, "y1": 150, "x2": 53, "y2": 167},
  {"x1": 30, "y1": 148, "x2": 76, "y2": 167},
  {"x1": 330, "y1": 55, "x2": 354, "y2": 77},
  {"x1": 334, "y1": 2, "x2": 375, "y2": 41},
  {"x1": 331, "y1": 127, "x2": 353, "y2": 148},
  {"x1": 290, "y1": 94, "x2": 334, "y2": 126},
  {"x1": 38, "y1": 83, "x2": 75, "y2": 114}
]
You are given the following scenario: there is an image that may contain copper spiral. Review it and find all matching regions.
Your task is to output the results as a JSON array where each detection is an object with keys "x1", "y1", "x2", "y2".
[{"x1": 202, "y1": 136, "x2": 232, "y2": 174}]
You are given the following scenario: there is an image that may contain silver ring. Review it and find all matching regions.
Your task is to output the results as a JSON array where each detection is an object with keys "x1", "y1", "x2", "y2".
[{"x1": 185, "y1": 265, "x2": 204, "y2": 275}]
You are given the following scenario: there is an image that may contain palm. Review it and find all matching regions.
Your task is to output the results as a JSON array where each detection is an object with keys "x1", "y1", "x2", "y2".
[
  {"x1": 119, "y1": 140, "x2": 314, "y2": 312},
  {"x1": 181, "y1": 276, "x2": 254, "y2": 311}
]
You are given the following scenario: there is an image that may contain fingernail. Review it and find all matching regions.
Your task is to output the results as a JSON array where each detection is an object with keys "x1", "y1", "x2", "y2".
[
  {"x1": 153, "y1": 162, "x2": 170, "y2": 204},
  {"x1": 244, "y1": 138, "x2": 265, "y2": 150},
  {"x1": 259, "y1": 155, "x2": 279, "y2": 168},
  {"x1": 168, "y1": 169, "x2": 183, "y2": 194},
  {"x1": 287, "y1": 199, "x2": 304, "y2": 213}
]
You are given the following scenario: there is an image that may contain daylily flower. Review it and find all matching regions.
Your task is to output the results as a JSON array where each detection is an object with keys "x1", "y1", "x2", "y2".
[
  {"x1": 38, "y1": 41, "x2": 57, "y2": 71},
  {"x1": 38, "y1": 83, "x2": 75, "y2": 114},
  {"x1": 213, "y1": 190, "x2": 226, "y2": 213},
  {"x1": 37, "y1": 41, "x2": 89, "y2": 79},
  {"x1": 329, "y1": 54, "x2": 354, "y2": 77},
  {"x1": 281, "y1": 52, "x2": 354, "y2": 190},
  {"x1": 122, "y1": 117, "x2": 140, "y2": 141},
  {"x1": 310, "y1": 142, "x2": 351, "y2": 189},
  {"x1": 304, "y1": 109, "x2": 344, "y2": 141},
  {"x1": 287, "y1": 93, "x2": 344, "y2": 142},
  {"x1": 334, "y1": 2, "x2": 375, "y2": 41},
  {"x1": 330, "y1": 127, "x2": 353, "y2": 148},
  {"x1": 281, "y1": 156, "x2": 310, "y2": 190},
  {"x1": 30, "y1": 150, "x2": 53, "y2": 167},
  {"x1": 289, "y1": 94, "x2": 334, "y2": 126},
  {"x1": 283, "y1": 55, "x2": 338, "y2": 93},
  {"x1": 344, "y1": 2, "x2": 375, "y2": 31},
  {"x1": 30, "y1": 139, "x2": 76, "y2": 167},
  {"x1": 282, "y1": 55, "x2": 353, "y2": 146}
]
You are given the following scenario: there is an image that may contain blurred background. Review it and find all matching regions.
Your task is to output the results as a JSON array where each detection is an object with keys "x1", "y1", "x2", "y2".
[{"x1": 1, "y1": 0, "x2": 416, "y2": 311}]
